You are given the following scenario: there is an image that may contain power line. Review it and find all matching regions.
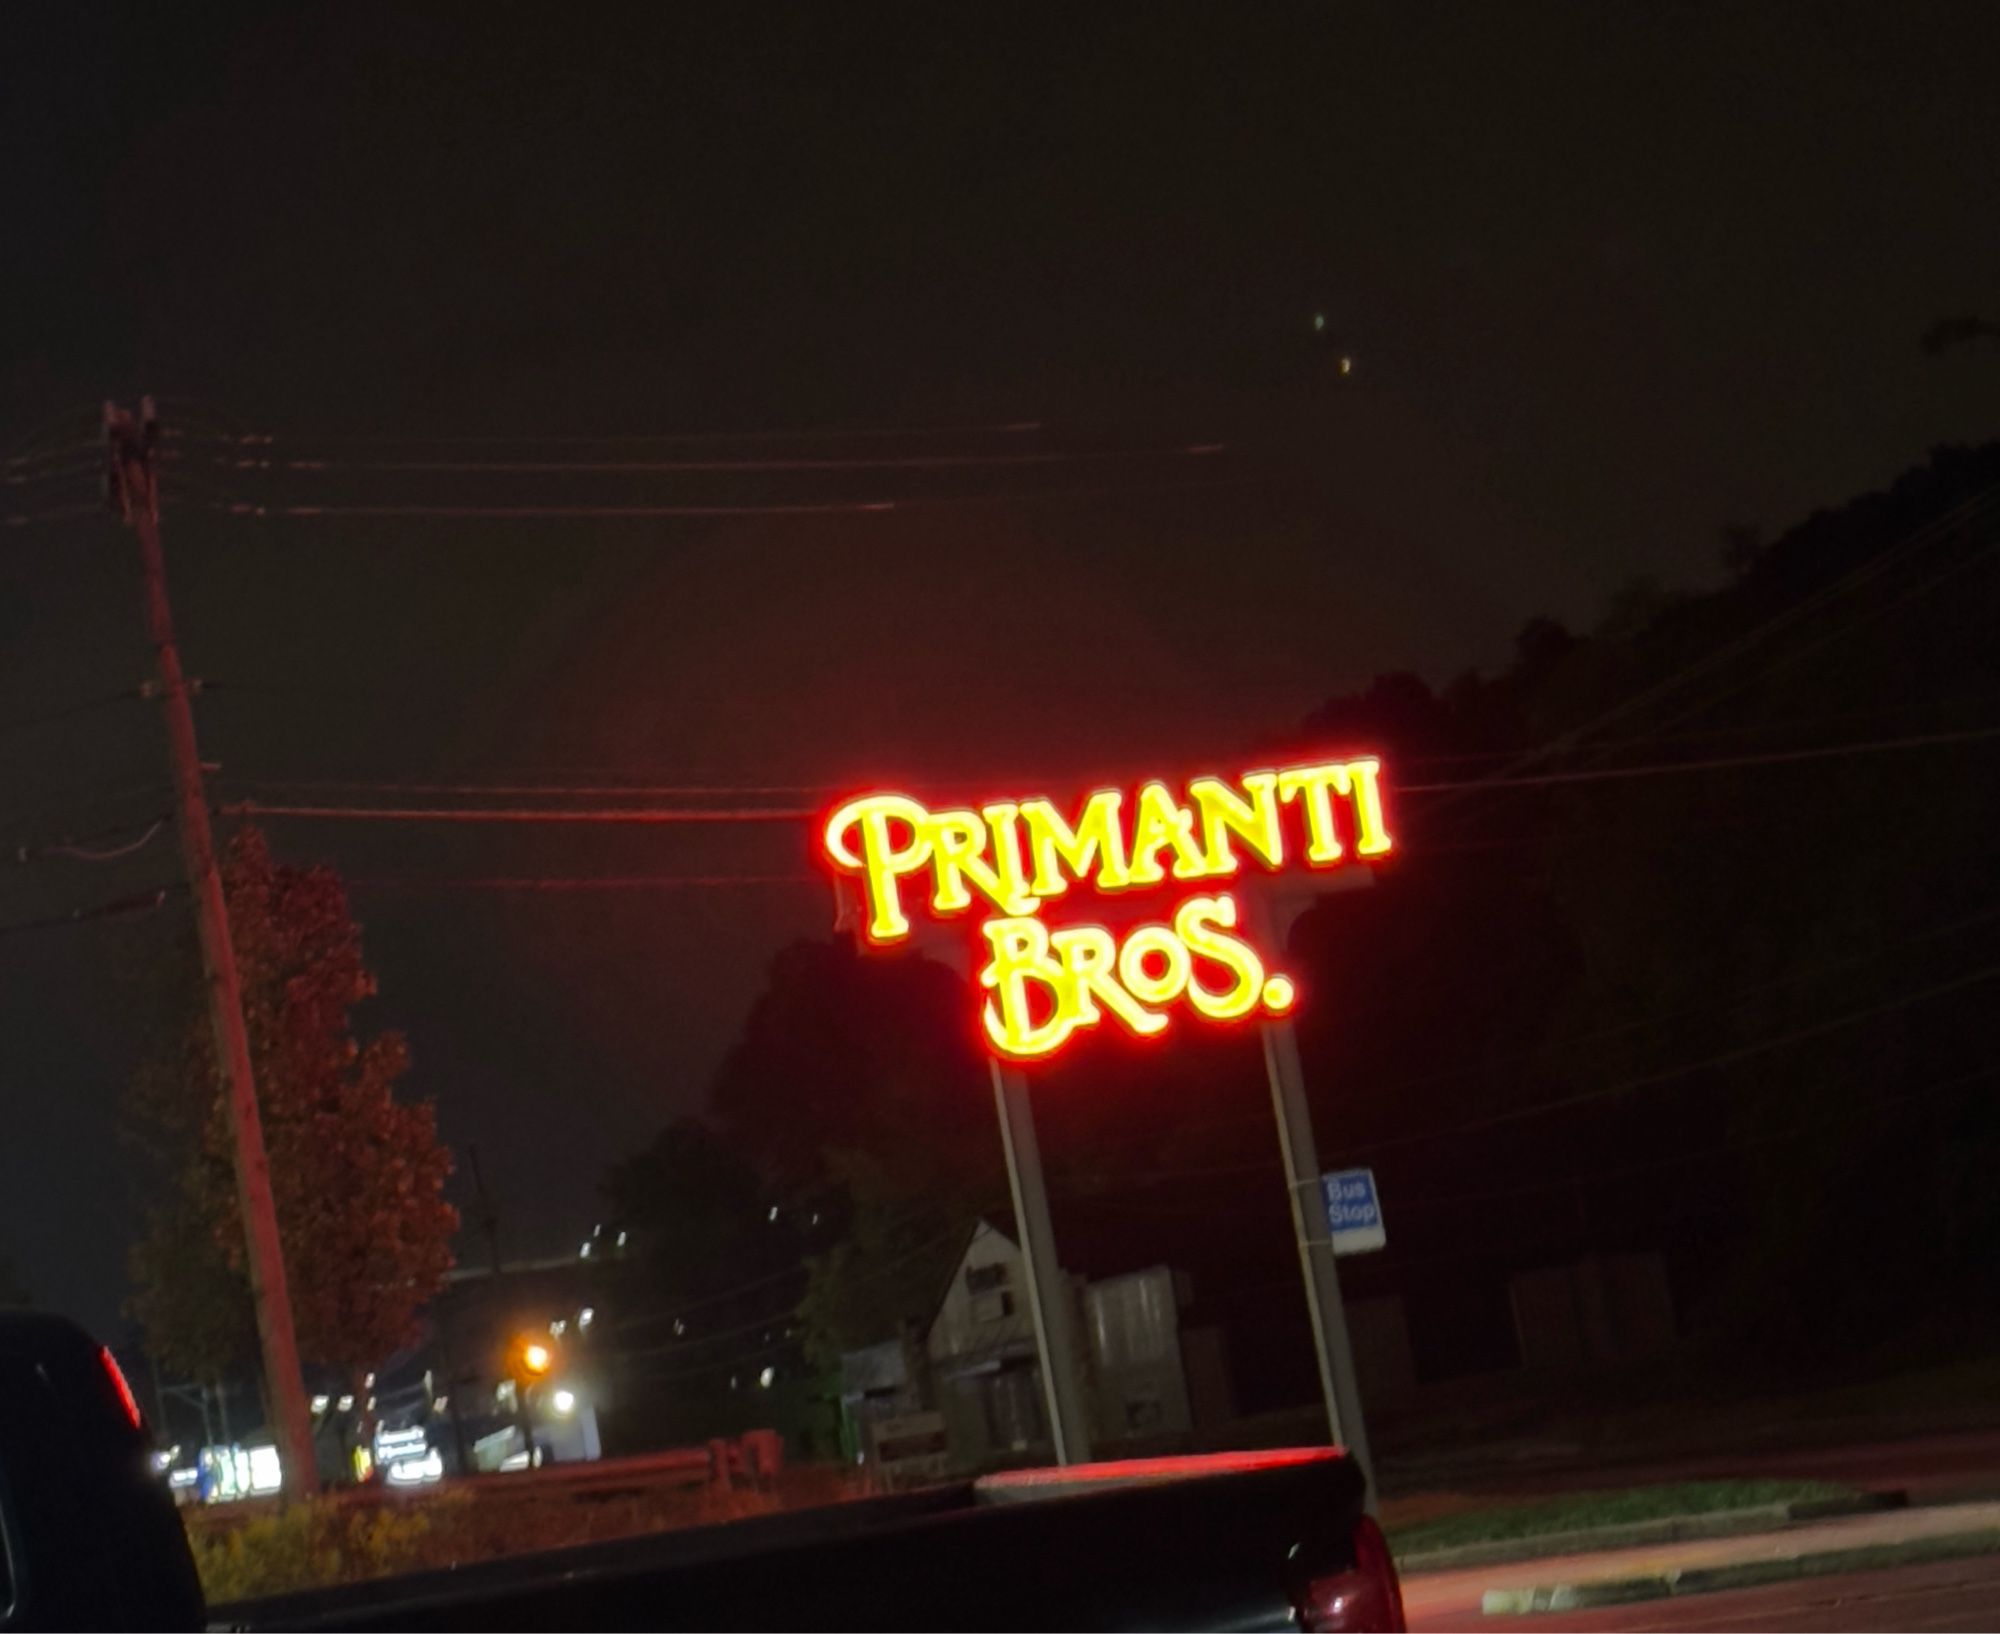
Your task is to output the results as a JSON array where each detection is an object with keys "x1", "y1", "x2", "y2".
[
  {"x1": 612, "y1": 1190, "x2": 975, "y2": 1341},
  {"x1": 1, "y1": 439, "x2": 100, "y2": 471},
  {"x1": 1349, "y1": 960, "x2": 2000, "y2": 1157},
  {"x1": 346, "y1": 873, "x2": 819, "y2": 892},
  {"x1": 4, "y1": 403, "x2": 103, "y2": 461},
  {"x1": 1629, "y1": 533, "x2": 2000, "y2": 743},
  {"x1": 1052, "y1": 898, "x2": 2000, "y2": 1176},
  {"x1": 1062, "y1": 1059, "x2": 2000, "y2": 1223},
  {"x1": 20, "y1": 817, "x2": 171, "y2": 864},
  {"x1": 0, "y1": 688, "x2": 145, "y2": 736},
  {"x1": 2, "y1": 452, "x2": 101, "y2": 487},
  {"x1": 2, "y1": 502, "x2": 102, "y2": 529},
  {"x1": 202, "y1": 697, "x2": 2000, "y2": 808},
  {"x1": 168, "y1": 418, "x2": 1048, "y2": 449},
  {"x1": 225, "y1": 778, "x2": 826, "y2": 799},
  {"x1": 610, "y1": 1201, "x2": 994, "y2": 1364},
  {"x1": 1434, "y1": 484, "x2": 2000, "y2": 801},
  {"x1": 1396, "y1": 724, "x2": 2000, "y2": 794},
  {"x1": 1394, "y1": 1060, "x2": 2000, "y2": 1214},
  {"x1": 222, "y1": 800, "x2": 814, "y2": 824},
  {"x1": 0, "y1": 885, "x2": 182, "y2": 940},
  {"x1": 177, "y1": 472, "x2": 1250, "y2": 522},
  {"x1": 174, "y1": 444, "x2": 1224, "y2": 476},
  {"x1": 216, "y1": 721, "x2": 2000, "y2": 821},
  {"x1": 216, "y1": 500, "x2": 896, "y2": 521}
]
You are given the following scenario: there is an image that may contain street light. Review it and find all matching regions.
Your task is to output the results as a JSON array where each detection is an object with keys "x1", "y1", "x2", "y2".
[{"x1": 497, "y1": 1334, "x2": 559, "y2": 1470}]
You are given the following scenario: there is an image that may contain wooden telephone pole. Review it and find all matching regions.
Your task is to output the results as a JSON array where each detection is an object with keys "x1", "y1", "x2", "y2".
[{"x1": 105, "y1": 399, "x2": 320, "y2": 1497}]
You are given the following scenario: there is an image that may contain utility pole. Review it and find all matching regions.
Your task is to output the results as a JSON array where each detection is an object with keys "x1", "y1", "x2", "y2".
[{"x1": 105, "y1": 400, "x2": 319, "y2": 1498}]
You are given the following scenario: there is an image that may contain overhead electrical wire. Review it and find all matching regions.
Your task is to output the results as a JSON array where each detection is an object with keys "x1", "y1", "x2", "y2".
[
  {"x1": 216, "y1": 722, "x2": 2000, "y2": 824},
  {"x1": 1076, "y1": 1065, "x2": 2000, "y2": 1262},
  {"x1": 589, "y1": 1013, "x2": 2000, "y2": 1358},
  {"x1": 35, "y1": 819, "x2": 169, "y2": 864},
  {"x1": 172, "y1": 444, "x2": 1225, "y2": 476},
  {"x1": 1428, "y1": 483, "x2": 2000, "y2": 802},
  {"x1": 227, "y1": 779, "x2": 825, "y2": 799},
  {"x1": 1, "y1": 440, "x2": 99, "y2": 472},
  {"x1": 177, "y1": 472, "x2": 1253, "y2": 522},
  {"x1": 612, "y1": 1189, "x2": 985, "y2": 1339},
  {"x1": 1051, "y1": 893, "x2": 2000, "y2": 1173},
  {"x1": 1395, "y1": 723, "x2": 2000, "y2": 793},
  {"x1": 10, "y1": 810, "x2": 175, "y2": 864},
  {"x1": 3, "y1": 452, "x2": 101, "y2": 487},
  {"x1": 1062, "y1": 1059, "x2": 2000, "y2": 1223},
  {"x1": 0, "y1": 885, "x2": 182, "y2": 940},
  {"x1": 611, "y1": 1202, "x2": 1000, "y2": 1364},
  {"x1": 1621, "y1": 533, "x2": 2000, "y2": 743},
  {"x1": 1344, "y1": 961, "x2": 2000, "y2": 1156},
  {"x1": 2, "y1": 502, "x2": 102, "y2": 530},
  {"x1": 1055, "y1": 961, "x2": 2000, "y2": 1188},
  {"x1": 347, "y1": 873, "x2": 819, "y2": 892},
  {"x1": 165, "y1": 417, "x2": 1048, "y2": 448},
  {"x1": 0, "y1": 688, "x2": 146, "y2": 736},
  {"x1": 221, "y1": 800, "x2": 815, "y2": 824}
]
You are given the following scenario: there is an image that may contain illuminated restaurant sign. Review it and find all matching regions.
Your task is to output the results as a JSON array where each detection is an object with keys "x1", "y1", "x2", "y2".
[{"x1": 822, "y1": 759, "x2": 1393, "y2": 1060}]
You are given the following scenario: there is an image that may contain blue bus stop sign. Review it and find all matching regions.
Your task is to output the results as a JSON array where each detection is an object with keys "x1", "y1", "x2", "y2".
[{"x1": 1321, "y1": 1168, "x2": 1386, "y2": 1256}]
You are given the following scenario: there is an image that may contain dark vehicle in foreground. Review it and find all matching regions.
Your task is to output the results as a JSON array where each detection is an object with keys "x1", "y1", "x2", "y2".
[{"x1": 1, "y1": 1311, "x2": 1403, "y2": 1631}]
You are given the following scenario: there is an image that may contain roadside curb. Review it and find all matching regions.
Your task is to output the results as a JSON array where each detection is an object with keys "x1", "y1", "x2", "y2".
[
  {"x1": 1397, "y1": 1490, "x2": 1902, "y2": 1574},
  {"x1": 1478, "y1": 1523, "x2": 2000, "y2": 1616}
]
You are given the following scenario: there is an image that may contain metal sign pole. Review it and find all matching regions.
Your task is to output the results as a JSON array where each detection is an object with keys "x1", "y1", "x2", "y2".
[
  {"x1": 990, "y1": 1060, "x2": 1094, "y2": 1466},
  {"x1": 1262, "y1": 1016, "x2": 1375, "y2": 1497},
  {"x1": 1251, "y1": 883, "x2": 1375, "y2": 1508}
]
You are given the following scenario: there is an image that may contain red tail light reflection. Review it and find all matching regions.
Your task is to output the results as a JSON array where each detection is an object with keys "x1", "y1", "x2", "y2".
[
  {"x1": 1300, "y1": 1513, "x2": 1406, "y2": 1632},
  {"x1": 100, "y1": 1345, "x2": 144, "y2": 1432}
]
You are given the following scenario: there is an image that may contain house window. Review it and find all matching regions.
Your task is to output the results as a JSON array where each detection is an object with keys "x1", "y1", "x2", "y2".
[
  {"x1": 970, "y1": 1290, "x2": 1016, "y2": 1324},
  {"x1": 965, "y1": 1263, "x2": 1008, "y2": 1296}
]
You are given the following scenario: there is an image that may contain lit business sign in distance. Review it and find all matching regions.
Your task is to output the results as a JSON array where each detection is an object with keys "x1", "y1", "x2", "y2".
[{"x1": 822, "y1": 759, "x2": 1392, "y2": 1060}]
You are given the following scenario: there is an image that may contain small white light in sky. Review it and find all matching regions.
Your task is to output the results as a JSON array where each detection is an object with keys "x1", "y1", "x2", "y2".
[
  {"x1": 1339, "y1": 354, "x2": 1354, "y2": 376},
  {"x1": 759, "y1": 1367, "x2": 776, "y2": 1389},
  {"x1": 1312, "y1": 312, "x2": 1327, "y2": 333},
  {"x1": 768, "y1": 1206, "x2": 779, "y2": 1223}
]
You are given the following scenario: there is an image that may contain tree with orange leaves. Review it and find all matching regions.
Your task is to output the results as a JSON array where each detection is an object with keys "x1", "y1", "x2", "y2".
[{"x1": 128, "y1": 827, "x2": 457, "y2": 1411}]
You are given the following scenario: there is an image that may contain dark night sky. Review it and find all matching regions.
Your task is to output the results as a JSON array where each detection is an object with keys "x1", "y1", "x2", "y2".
[{"x1": 3, "y1": 2, "x2": 1996, "y2": 1333}]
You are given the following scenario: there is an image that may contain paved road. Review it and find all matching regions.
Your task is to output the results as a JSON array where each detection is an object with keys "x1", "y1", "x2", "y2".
[{"x1": 1407, "y1": 1553, "x2": 2000, "y2": 1631}]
